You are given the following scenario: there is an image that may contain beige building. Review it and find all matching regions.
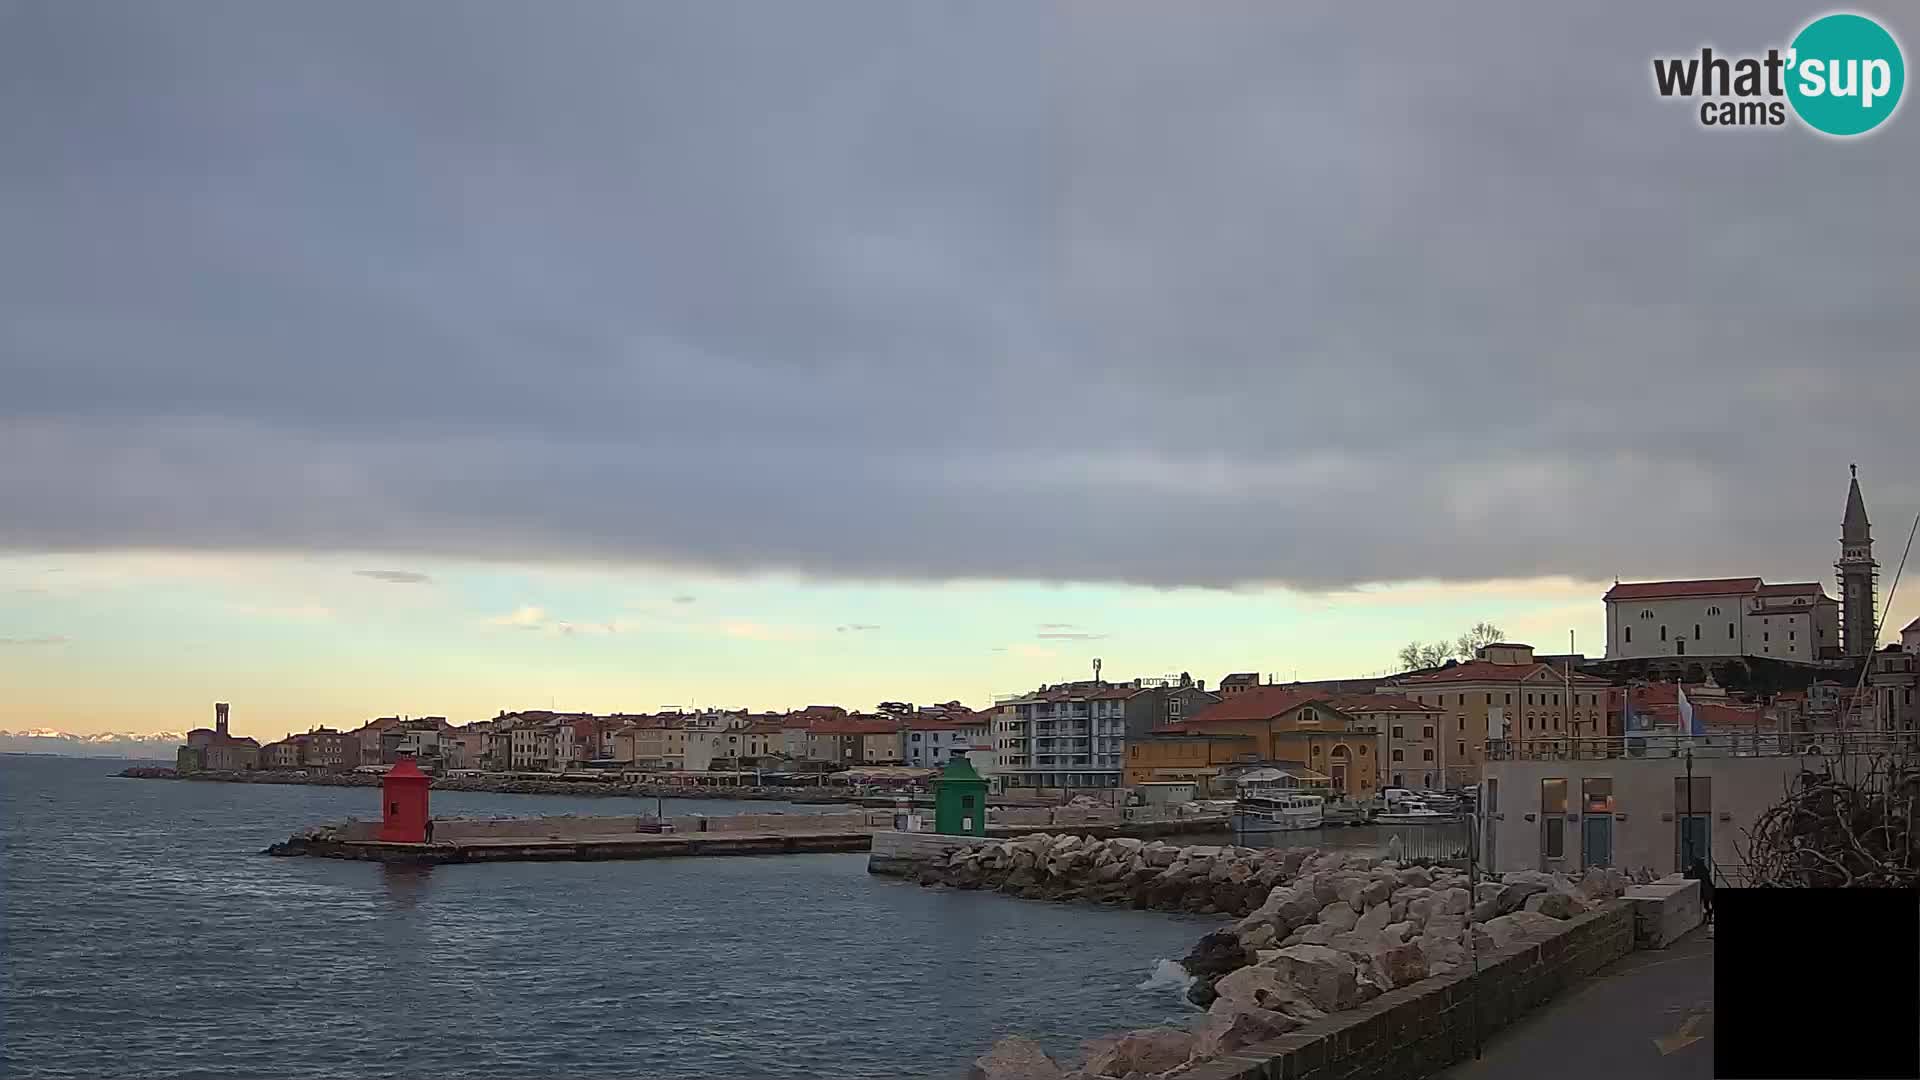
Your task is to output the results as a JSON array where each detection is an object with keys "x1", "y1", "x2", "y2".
[
  {"x1": 1604, "y1": 577, "x2": 1839, "y2": 662},
  {"x1": 1385, "y1": 643, "x2": 1611, "y2": 788}
]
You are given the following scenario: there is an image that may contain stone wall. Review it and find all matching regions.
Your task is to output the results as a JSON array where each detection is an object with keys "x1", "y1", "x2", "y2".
[{"x1": 1179, "y1": 902, "x2": 1635, "y2": 1080}]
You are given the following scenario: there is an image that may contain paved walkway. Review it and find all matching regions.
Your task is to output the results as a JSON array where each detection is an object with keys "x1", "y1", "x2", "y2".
[{"x1": 1439, "y1": 927, "x2": 1714, "y2": 1080}]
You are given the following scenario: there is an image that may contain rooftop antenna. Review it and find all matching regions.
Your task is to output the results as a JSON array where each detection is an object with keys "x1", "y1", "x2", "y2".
[{"x1": 1092, "y1": 658, "x2": 1102, "y2": 684}]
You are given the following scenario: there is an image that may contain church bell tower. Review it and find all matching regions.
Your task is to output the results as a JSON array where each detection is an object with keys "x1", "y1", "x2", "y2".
[{"x1": 1837, "y1": 465, "x2": 1878, "y2": 657}]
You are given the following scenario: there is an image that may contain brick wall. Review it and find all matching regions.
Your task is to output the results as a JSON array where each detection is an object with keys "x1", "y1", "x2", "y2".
[{"x1": 1183, "y1": 901, "x2": 1637, "y2": 1080}]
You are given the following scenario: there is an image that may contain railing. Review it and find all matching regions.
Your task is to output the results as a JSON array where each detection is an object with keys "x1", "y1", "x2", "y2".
[{"x1": 1484, "y1": 731, "x2": 1918, "y2": 761}]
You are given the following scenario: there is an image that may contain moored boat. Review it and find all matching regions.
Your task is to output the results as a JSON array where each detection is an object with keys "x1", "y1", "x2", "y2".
[{"x1": 1232, "y1": 792, "x2": 1325, "y2": 833}]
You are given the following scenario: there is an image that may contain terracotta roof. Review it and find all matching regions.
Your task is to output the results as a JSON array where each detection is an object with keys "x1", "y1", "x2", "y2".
[
  {"x1": 807, "y1": 719, "x2": 903, "y2": 736},
  {"x1": 1756, "y1": 582, "x2": 1828, "y2": 597},
  {"x1": 903, "y1": 718, "x2": 985, "y2": 731},
  {"x1": 1179, "y1": 687, "x2": 1325, "y2": 724},
  {"x1": 1397, "y1": 660, "x2": 1609, "y2": 686},
  {"x1": 1604, "y1": 577, "x2": 1762, "y2": 601},
  {"x1": 1319, "y1": 693, "x2": 1440, "y2": 714}
]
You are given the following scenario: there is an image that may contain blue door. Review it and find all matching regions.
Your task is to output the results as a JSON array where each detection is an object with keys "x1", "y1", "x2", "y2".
[{"x1": 1583, "y1": 814, "x2": 1613, "y2": 868}]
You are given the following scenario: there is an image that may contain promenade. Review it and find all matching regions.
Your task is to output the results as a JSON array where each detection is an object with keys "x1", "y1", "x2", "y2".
[{"x1": 1438, "y1": 927, "x2": 1714, "y2": 1080}]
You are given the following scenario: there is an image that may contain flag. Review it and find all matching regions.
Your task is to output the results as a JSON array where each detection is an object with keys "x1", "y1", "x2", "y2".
[{"x1": 1677, "y1": 686, "x2": 1703, "y2": 738}]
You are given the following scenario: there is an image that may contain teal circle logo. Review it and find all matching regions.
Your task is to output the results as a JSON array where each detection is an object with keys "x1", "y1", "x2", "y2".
[{"x1": 1786, "y1": 13, "x2": 1905, "y2": 136}]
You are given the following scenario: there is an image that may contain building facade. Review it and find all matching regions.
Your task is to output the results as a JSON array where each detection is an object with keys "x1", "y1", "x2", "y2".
[
  {"x1": 992, "y1": 682, "x2": 1132, "y2": 791},
  {"x1": 1384, "y1": 643, "x2": 1611, "y2": 788},
  {"x1": 1168, "y1": 687, "x2": 1382, "y2": 799},
  {"x1": 1604, "y1": 577, "x2": 1839, "y2": 662},
  {"x1": 903, "y1": 717, "x2": 989, "y2": 769}
]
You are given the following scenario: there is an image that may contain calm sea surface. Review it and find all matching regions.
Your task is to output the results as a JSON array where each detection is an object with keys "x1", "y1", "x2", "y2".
[{"x1": 0, "y1": 756, "x2": 1213, "y2": 1079}]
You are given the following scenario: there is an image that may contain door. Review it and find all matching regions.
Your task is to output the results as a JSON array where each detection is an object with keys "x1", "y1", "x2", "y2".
[
  {"x1": 1583, "y1": 814, "x2": 1613, "y2": 868},
  {"x1": 1678, "y1": 815, "x2": 1710, "y2": 871}
]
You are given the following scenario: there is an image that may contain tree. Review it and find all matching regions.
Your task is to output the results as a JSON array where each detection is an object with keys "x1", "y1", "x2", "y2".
[
  {"x1": 1454, "y1": 621, "x2": 1507, "y2": 660},
  {"x1": 1738, "y1": 755, "x2": 1919, "y2": 887},
  {"x1": 1395, "y1": 621, "x2": 1508, "y2": 673},
  {"x1": 1397, "y1": 640, "x2": 1454, "y2": 671}
]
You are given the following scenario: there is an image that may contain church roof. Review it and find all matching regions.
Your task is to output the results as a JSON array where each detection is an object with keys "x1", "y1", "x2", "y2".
[
  {"x1": 1604, "y1": 577, "x2": 1761, "y2": 601},
  {"x1": 1843, "y1": 468, "x2": 1871, "y2": 542}
]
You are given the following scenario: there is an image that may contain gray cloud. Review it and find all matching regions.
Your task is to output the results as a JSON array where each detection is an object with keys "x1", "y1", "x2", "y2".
[
  {"x1": 2, "y1": 3, "x2": 1914, "y2": 591},
  {"x1": 838, "y1": 623, "x2": 883, "y2": 632},
  {"x1": 0, "y1": 636, "x2": 70, "y2": 646},
  {"x1": 1038, "y1": 632, "x2": 1107, "y2": 641},
  {"x1": 354, "y1": 569, "x2": 432, "y2": 584}
]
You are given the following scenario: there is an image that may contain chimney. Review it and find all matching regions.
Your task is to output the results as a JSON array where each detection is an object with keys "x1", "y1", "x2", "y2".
[{"x1": 215, "y1": 702, "x2": 230, "y2": 737}]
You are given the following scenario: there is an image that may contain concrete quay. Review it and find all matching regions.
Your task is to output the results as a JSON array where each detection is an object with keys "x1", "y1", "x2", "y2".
[{"x1": 268, "y1": 811, "x2": 1227, "y2": 865}]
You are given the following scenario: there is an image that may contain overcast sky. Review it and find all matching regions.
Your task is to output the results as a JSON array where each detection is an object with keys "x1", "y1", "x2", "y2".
[
  {"x1": 4, "y1": 0, "x2": 1915, "y2": 589},
  {"x1": 2, "y1": 3, "x2": 1916, "y2": 733}
]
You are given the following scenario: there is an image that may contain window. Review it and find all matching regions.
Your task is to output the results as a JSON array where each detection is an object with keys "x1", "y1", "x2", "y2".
[
  {"x1": 1625, "y1": 626, "x2": 1632, "y2": 643},
  {"x1": 1458, "y1": 694, "x2": 1466, "y2": 706},
  {"x1": 1527, "y1": 693, "x2": 1535, "y2": 706},
  {"x1": 1505, "y1": 693, "x2": 1513, "y2": 705},
  {"x1": 1706, "y1": 606, "x2": 1721, "y2": 616},
  {"x1": 1640, "y1": 609, "x2": 1654, "y2": 619},
  {"x1": 1392, "y1": 749, "x2": 1404, "y2": 761},
  {"x1": 1456, "y1": 741, "x2": 1466, "y2": 758},
  {"x1": 1729, "y1": 622, "x2": 1735, "y2": 639},
  {"x1": 1789, "y1": 631, "x2": 1796, "y2": 641},
  {"x1": 1764, "y1": 632, "x2": 1769, "y2": 642},
  {"x1": 1359, "y1": 745, "x2": 1368, "y2": 756},
  {"x1": 1391, "y1": 725, "x2": 1404, "y2": 738},
  {"x1": 1660, "y1": 625, "x2": 1668, "y2": 641},
  {"x1": 1422, "y1": 749, "x2": 1434, "y2": 761},
  {"x1": 961, "y1": 794, "x2": 975, "y2": 809},
  {"x1": 1583, "y1": 777, "x2": 1614, "y2": 813},
  {"x1": 1422, "y1": 725, "x2": 1435, "y2": 738},
  {"x1": 1553, "y1": 694, "x2": 1560, "y2": 706},
  {"x1": 1527, "y1": 715, "x2": 1535, "y2": 730},
  {"x1": 1542, "y1": 779, "x2": 1568, "y2": 858},
  {"x1": 1486, "y1": 693, "x2": 1493, "y2": 705},
  {"x1": 1694, "y1": 624, "x2": 1701, "y2": 640}
]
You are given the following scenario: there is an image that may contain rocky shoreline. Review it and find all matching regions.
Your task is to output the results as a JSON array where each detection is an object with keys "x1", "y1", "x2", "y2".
[
  {"x1": 115, "y1": 766, "x2": 855, "y2": 803},
  {"x1": 908, "y1": 835, "x2": 1632, "y2": 1080}
]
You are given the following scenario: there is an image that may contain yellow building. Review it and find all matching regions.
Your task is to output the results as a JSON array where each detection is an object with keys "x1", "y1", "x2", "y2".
[
  {"x1": 1162, "y1": 688, "x2": 1383, "y2": 799},
  {"x1": 1123, "y1": 732, "x2": 1257, "y2": 792},
  {"x1": 1385, "y1": 643, "x2": 1612, "y2": 788}
]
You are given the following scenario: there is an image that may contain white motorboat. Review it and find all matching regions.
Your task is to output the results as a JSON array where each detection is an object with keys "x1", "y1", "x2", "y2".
[
  {"x1": 1232, "y1": 792, "x2": 1325, "y2": 833},
  {"x1": 1373, "y1": 799, "x2": 1459, "y2": 825}
]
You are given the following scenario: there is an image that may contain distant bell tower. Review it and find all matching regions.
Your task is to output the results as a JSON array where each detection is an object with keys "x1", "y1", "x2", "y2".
[
  {"x1": 215, "y1": 702, "x2": 231, "y2": 738},
  {"x1": 1837, "y1": 464, "x2": 1878, "y2": 657}
]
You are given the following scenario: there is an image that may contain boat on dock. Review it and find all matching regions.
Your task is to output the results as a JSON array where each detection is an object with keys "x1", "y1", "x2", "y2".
[
  {"x1": 1373, "y1": 798, "x2": 1460, "y2": 825},
  {"x1": 1231, "y1": 792, "x2": 1325, "y2": 833}
]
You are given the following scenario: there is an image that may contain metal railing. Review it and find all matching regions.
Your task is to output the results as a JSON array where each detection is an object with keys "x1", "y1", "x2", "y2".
[{"x1": 1484, "y1": 731, "x2": 1918, "y2": 761}]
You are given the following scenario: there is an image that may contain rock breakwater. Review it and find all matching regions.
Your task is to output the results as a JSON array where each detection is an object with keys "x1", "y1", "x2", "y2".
[{"x1": 953, "y1": 837, "x2": 1630, "y2": 1080}]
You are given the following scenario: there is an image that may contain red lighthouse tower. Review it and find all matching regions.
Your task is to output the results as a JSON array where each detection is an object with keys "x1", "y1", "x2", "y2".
[{"x1": 377, "y1": 756, "x2": 431, "y2": 843}]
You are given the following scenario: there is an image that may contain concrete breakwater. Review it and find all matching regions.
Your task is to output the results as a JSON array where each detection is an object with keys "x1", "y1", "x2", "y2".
[
  {"x1": 869, "y1": 835, "x2": 1648, "y2": 1080},
  {"x1": 268, "y1": 812, "x2": 1227, "y2": 865}
]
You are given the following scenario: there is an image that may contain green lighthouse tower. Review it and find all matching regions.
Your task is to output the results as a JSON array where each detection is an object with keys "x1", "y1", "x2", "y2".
[{"x1": 932, "y1": 755, "x2": 988, "y2": 836}]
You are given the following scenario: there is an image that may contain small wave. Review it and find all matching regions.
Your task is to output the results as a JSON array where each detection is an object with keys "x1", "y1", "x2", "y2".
[{"x1": 1137, "y1": 958, "x2": 1194, "y2": 995}]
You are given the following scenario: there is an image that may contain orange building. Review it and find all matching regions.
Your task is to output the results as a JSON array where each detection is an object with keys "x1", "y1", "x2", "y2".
[
  {"x1": 1123, "y1": 732, "x2": 1258, "y2": 791},
  {"x1": 1161, "y1": 687, "x2": 1383, "y2": 798}
]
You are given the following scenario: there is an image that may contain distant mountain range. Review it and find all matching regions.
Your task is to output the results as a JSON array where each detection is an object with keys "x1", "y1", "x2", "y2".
[{"x1": 0, "y1": 729, "x2": 184, "y2": 759}]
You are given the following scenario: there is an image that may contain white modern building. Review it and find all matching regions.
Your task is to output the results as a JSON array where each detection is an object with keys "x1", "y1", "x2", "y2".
[
  {"x1": 1604, "y1": 577, "x2": 1838, "y2": 662},
  {"x1": 991, "y1": 681, "x2": 1132, "y2": 791}
]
